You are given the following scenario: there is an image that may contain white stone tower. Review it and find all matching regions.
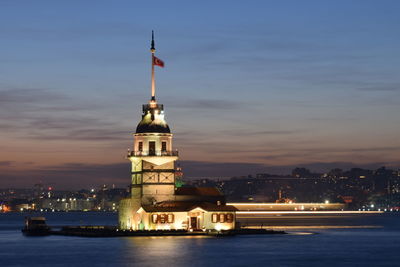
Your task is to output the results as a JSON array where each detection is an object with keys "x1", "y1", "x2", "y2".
[
  {"x1": 119, "y1": 32, "x2": 178, "y2": 229},
  {"x1": 129, "y1": 98, "x2": 178, "y2": 205},
  {"x1": 129, "y1": 31, "x2": 178, "y2": 205}
]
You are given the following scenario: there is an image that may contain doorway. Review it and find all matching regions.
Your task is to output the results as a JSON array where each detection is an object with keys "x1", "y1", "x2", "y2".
[
  {"x1": 190, "y1": 217, "x2": 198, "y2": 230},
  {"x1": 149, "y1": 141, "x2": 156, "y2": 155}
]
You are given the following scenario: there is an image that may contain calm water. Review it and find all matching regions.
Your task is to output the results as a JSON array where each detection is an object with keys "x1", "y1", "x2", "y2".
[{"x1": 1, "y1": 212, "x2": 400, "y2": 266}]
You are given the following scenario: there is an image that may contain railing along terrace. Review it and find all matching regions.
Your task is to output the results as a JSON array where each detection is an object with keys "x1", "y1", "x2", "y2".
[
  {"x1": 143, "y1": 104, "x2": 164, "y2": 112},
  {"x1": 128, "y1": 150, "x2": 178, "y2": 157}
]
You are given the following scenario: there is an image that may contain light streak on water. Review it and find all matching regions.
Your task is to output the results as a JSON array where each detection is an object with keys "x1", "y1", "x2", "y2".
[{"x1": 236, "y1": 211, "x2": 383, "y2": 214}]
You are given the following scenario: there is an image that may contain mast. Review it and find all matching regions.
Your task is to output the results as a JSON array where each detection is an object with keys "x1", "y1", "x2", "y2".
[{"x1": 150, "y1": 31, "x2": 156, "y2": 103}]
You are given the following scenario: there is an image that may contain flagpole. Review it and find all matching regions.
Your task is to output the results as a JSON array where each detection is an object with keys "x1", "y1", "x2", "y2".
[{"x1": 150, "y1": 31, "x2": 156, "y2": 102}]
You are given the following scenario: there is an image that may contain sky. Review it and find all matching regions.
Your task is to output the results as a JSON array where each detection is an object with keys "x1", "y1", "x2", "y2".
[{"x1": 0, "y1": 0, "x2": 399, "y2": 188}]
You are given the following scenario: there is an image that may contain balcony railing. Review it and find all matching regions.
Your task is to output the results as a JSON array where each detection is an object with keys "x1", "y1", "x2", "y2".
[
  {"x1": 143, "y1": 104, "x2": 164, "y2": 112},
  {"x1": 128, "y1": 150, "x2": 178, "y2": 157}
]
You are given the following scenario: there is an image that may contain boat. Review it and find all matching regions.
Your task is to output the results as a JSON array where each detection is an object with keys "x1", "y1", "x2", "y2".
[{"x1": 21, "y1": 217, "x2": 51, "y2": 236}]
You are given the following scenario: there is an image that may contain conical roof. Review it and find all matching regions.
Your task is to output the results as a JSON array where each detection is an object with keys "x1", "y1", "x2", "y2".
[{"x1": 135, "y1": 103, "x2": 171, "y2": 134}]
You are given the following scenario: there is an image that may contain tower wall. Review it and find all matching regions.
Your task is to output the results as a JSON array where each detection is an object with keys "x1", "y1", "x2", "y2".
[
  {"x1": 127, "y1": 133, "x2": 177, "y2": 206},
  {"x1": 142, "y1": 184, "x2": 175, "y2": 204},
  {"x1": 134, "y1": 133, "x2": 173, "y2": 155},
  {"x1": 118, "y1": 198, "x2": 141, "y2": 230}
]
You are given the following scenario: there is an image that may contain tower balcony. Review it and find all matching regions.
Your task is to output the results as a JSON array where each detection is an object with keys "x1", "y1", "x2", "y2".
[
  {"x1": 143, "y1": 104, "x2": 164, "y2": 112},
  {"x1": 128, "y1": 150, "x2": 178, "y2": 157}
]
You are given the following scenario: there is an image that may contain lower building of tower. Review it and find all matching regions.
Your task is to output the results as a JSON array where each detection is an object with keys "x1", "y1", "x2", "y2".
[{"x1": 119, "y1": 187, "x2": 237, "y2": 231}]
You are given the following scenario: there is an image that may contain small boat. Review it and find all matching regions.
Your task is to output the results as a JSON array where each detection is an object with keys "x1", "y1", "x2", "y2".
[{"x1": 21, "y1": 217, "x2": 51, "y2": 236}]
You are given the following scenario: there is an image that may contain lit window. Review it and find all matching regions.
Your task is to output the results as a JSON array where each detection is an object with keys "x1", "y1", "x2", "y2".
[
  {"x1": 219, "y1": 214, "x2": 225, "y2": 223},
  {"x1": 211, "y1": 213, "x2": 234, "y2": 223},
  {"x1": 226, "y1": 213, "x2": 233, "y2": 223},
  {"x1": 212, "y1": 213, "x2": 218, "y2": 223},
  {"x1": 160, "y1": 214, "x2": 167, "y2": 224},
  {"x1": 152, "y1": 214, "x2": 158, "y2": 223},
  {"x1": 152, "y1": 214, "x2": 174, "y2": 224}
]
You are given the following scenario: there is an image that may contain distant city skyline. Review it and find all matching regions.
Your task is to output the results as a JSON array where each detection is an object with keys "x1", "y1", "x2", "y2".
[{"x1": 1, "y1": 0, "x2": 399, "y2": 188}]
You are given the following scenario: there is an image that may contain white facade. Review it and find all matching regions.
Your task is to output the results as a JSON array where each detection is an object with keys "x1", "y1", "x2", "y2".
[
  {"x1": 119, "y1": 204, "x2": 236, "y2": 231},
  {"x1": 134, "y1": 133, "x2": 173, "y2": 155}
]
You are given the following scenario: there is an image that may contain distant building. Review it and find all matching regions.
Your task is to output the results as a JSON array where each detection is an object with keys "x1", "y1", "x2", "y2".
[{"x1": 69, "y1": 199, "x2": 95, "y2": 211}]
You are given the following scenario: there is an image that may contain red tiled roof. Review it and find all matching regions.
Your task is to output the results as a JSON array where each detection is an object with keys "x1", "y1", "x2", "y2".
[{"x1": 142, "y1": 201, "x2": 237, "y2": 212}]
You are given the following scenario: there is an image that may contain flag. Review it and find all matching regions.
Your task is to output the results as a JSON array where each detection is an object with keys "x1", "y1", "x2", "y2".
[{"x1": 153, "y1": 56, "x2": 165, "y2": 68}]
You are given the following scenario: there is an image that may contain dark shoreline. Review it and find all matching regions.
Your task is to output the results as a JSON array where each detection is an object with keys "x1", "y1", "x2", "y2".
[{"x1": 24, "y1": 226, "x2": 286, "y2": 237}]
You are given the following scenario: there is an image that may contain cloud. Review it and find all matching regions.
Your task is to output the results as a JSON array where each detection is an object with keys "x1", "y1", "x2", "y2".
[
  {"x1": 221, "y1": 130, "x2": 297, "y2": 137},
  {"x1": 254, "y1": 146, "x2": 400, "y2": 160},
  {"x1": 0, "y1": 161, "x2": 14, "y2": 167},
  {"x1": 167, "y1": 98, "x2": 241, "y2": 110},
  {"x1": 0, "y1": 20, "x2": 144, "y2": 42},
  {"x1": 0, "y1": 88, "x2": 63, "y2": 104},
  {"x1": 27, "y1": 122, "x2": 130, "y2": 142},
  {"x1": 177, "y1": 160, "x2": 400, "y2": 179},
  {"x1": 180, "y1": 161, "x2": 270, "y2": 178},
  {"x1": 0, "y1": 162, "x2": 129, "y2": 189},
  {"x1": 0, "y1": 88, "x2": 87, "y2": 120},
  {"x1": 283, "y1": 145, "x2": 400, "y2": 155},
  {"x1": 0, "y1": 88, "x2": 130, "y2": 141},
  {"x1": 356, "y1": 85, "x2": 400, "y2": 92},
  {"x1": 349, "y1": 146, "x2": 400, "y2": 153}
]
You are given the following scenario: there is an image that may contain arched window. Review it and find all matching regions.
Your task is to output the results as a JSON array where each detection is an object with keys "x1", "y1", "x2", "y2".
[
  {"x1": 226, "y1": 213, "x2": 233, "y2": 223},
  {"x1": 138, "y1": 142, "x2": 143, "y2": 152},
  {"x1": 168, "y1": 214, "x2": 174, "y2": 223},
  {"x1": 212, "y1": 213, "x2": 218, "y2": 223},
  {"x1": 152, "y1": 214, "x2": 158, "y2": 223},
  {"x1": 152, "y1": 214, "x2": 174, "y2": 224}
]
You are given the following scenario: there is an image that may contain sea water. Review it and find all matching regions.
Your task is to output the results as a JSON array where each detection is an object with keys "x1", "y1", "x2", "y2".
[{"x1": 0, "y1": 212, "x2": 399, "y2": 266}]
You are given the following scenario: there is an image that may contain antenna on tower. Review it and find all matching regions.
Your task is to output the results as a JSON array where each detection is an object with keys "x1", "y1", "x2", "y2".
[
  {"x1": 150, "y1": 30, "x2": 156, "y2": 103},
  {"x1": 151, "y1": 30, "x2": 155, "y2": 52},
  {"x1": 149, "y1": 31, "x2": 164, "y2": 104}
]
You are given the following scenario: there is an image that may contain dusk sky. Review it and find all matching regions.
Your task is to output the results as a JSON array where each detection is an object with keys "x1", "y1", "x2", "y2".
[{"x1": 1, "y1": 0, "x2": 399, "y2": 188}]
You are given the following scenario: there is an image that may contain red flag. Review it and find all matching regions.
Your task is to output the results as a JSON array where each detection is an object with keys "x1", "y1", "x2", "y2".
[{"x1": 153, "y1": 56, "x2": 164, "y2": 68}]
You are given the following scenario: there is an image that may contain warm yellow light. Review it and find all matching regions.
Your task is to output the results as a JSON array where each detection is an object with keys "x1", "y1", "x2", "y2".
[
  {"x1": 236, "y1": 211, "x2": 383, "y2": 214},
  {"x1": 228, "y1": 202, "x2": 343, "y2": 206}
]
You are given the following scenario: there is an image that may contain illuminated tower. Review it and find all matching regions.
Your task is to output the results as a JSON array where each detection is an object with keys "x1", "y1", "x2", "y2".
[
  {"x1": 128, "y1": 31, "x2": 178, "y2": 206},
  {"x1": 119, "y1": 32, "x2": 237, "y2": 231}
]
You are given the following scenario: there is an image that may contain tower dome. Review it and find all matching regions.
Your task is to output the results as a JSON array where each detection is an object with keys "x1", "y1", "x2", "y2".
[{"x1": 135, "y1": 102, "x2": 171, "y2": 134}]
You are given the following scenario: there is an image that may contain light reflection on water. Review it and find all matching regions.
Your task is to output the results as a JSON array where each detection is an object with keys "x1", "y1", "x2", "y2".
[
  {"x1": 122, "y1": 236, "x2": 213, "y2": 265},
  {"x1": 0, "y1": 212, "x2": 399, "y2": 266},
  {"x1": 246, "y1": 225, "x2": 383, "y2": 229},
  {"x1": 118, "y1": 227, "x2": 400, "y2": 266},
  {"x1": 288, "y1": 232, "x2": 314, "y2": 235}
]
